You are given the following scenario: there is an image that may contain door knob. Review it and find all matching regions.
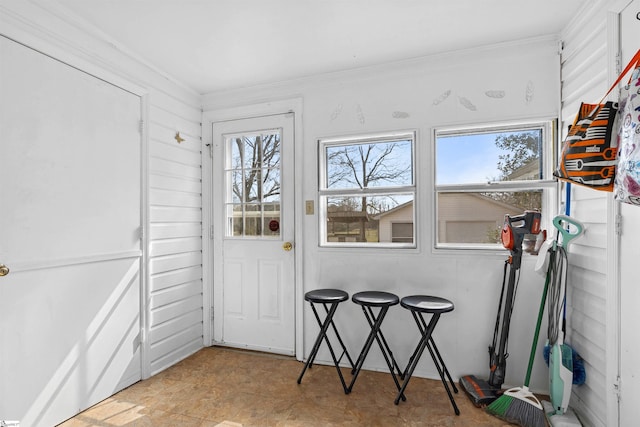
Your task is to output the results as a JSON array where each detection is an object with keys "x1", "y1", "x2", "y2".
[
  {"x1": 282, "y1": 242, "x2": 293, "y2": 251},
  {"x1": 0, "y1": 264, "x2": 9, "y2": 277}
]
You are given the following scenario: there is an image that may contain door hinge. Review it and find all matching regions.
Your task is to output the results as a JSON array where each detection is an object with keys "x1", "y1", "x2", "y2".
[
  {"x1": 616, "y1": 51, "x2": 623, "y2": 75},
  {"x1": 139, "y1": 226, "x2": 145, "y2": 240},
  {"x1": 211, "y1": 307, "x2": 215, "y2": 321},
  {"x1": 615, "y1": 213, "x2": 623, "y2": 236},
  {"x1": 138, "y1": 119, "x2": 144, "y2": 134},
  {"x1": 614, "y1": 375, "x2": 622, "y2": 402},
  {"x1": 210, "y1": 225, "x2": 215, "y2": 239}
]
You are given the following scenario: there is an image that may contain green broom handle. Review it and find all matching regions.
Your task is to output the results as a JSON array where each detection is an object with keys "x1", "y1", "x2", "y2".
[{"x1": 524, "y1": 249, "x2": 554, "y2": 387}]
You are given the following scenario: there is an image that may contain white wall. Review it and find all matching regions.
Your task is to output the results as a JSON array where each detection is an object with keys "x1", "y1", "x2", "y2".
[
  {"x1": 203, "y1": 38, "x2": 561, "y2": 392},
  {"x1": 0, "y1": 0, "x2": 204, "y2": 383},
  {"x1": 559, "y1": 1, "x2": 625, "y2": 425}
]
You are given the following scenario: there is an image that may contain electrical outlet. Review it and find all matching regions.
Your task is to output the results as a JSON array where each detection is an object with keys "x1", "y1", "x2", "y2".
[{"x1": 305, "y1": 200, "x2": 314, "y2": 215}]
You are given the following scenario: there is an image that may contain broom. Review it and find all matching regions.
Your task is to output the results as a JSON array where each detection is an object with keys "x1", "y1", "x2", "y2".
[{"x1": 485, "y1": 246, "x2": 553, "y2": 427}]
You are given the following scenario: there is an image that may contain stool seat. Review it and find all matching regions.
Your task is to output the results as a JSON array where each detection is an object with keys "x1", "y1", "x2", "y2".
[
  {"x1": 352, "y1": 291, "x2": 399, "y2": 307},
  {"x1": 305, "y1": 288, "x2": 349, "y2": 303},
  {"x1": 400, "y1": 295, "x2": 454, "y2": 314}
]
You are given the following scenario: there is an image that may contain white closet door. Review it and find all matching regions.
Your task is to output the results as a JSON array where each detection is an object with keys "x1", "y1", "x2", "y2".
[{"x1": 0, "y1": 36, "x2": 142, "y2": 426}]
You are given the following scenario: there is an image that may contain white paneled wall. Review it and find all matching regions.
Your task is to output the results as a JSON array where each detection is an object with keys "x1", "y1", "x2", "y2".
[
  {"x1": 559, "y1": 1, "x2": 619, "y2": 425},
  {"x1": 147, "y1": 99, "x2": 203, "y2": 375}
]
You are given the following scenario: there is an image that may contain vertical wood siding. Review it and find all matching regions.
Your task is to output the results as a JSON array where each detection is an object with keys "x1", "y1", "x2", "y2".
[{"x1": 559, "y1": 1, "x2": 613, "y2": 425}]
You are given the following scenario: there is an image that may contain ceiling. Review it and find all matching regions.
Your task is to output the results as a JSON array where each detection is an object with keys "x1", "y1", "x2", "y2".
[{"x1": 53, "y1": 0, "x2": 586, "y2": 95}]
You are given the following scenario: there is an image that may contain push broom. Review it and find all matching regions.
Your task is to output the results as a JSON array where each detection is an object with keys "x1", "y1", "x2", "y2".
[{"x1": 485, "y1": 241, "x2": 554, "y2": 427}]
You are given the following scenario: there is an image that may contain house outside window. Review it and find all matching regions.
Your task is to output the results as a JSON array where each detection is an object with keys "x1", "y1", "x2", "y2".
[
  {"x1": 434, "y1": 120, "x2": 556, "y2": 249},
  {"x1": 319, "y1": 131, "x2": 416, "y2": 247}
]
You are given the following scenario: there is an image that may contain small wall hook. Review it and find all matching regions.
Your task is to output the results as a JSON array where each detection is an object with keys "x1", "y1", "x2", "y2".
[{"x1": 175, "y1": 132, "x2": 185, "y2": 143}]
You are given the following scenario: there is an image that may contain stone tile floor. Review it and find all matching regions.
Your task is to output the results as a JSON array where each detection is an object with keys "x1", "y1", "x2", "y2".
[{"x1": 58, "y1": 347, "x2": 514, "y2": 426}]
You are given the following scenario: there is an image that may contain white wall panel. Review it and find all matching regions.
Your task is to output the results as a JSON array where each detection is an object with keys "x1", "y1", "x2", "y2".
[{"x1": 559, "y1": 1, "x2": 616, "y2": 425}]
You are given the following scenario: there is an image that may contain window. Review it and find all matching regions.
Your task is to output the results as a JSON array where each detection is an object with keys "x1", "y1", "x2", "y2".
[
  {"x1": 391, "y1": 222, "x2": 414, "y2": 243},
  {"x1": 224, "y1": 129, "x2": 281, "y2": 238},
  {"x1": 434, "y1": 120, "x2": 556, "y2": 249},
  {"x1": 319, "y1": 131, "x2": 416, "y2": 247}
]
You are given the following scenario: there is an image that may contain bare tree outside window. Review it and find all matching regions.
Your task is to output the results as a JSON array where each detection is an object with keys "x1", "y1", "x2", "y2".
[
  {"x1": 227, "y1": 132, "x2": 282, "y2": 237},
  {"x1": 321, "y1": 136, "x2": 415, "y2": 245}
]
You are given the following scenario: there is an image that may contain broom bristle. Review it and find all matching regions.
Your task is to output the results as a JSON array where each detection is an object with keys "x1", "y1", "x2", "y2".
[{"x1": 487, "y1": 393, "x2": 545, "y2": 427}]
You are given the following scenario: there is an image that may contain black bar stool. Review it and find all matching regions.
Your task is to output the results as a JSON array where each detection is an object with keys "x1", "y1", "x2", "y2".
[
  {"x1": 297, "y1": 288, "x2": 355, "y2": 393},
  {"x1": 395, "y1": 295, "x2": 459, "y2": 415},
  {"x1": 348, "y1": 291, "x2": 405, "y2": 400}
]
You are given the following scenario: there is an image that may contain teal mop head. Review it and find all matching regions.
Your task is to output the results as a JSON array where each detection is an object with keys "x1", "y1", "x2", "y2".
[{"x1": 543, "y1": 343, "x2": 586, "y2": 385}]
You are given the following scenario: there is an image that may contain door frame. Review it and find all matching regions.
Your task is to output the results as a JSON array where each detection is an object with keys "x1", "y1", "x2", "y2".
[{"x1": 202, "y1": 98, "x2": 304, "y2": 359}]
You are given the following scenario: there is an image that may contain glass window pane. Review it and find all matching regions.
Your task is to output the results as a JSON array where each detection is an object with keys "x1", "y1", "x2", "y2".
[
  {"x1": 325, "y1": 194, "x2": 413, "y2": 244},
  {"x1": 244, "y1": 204, "x2": 262, "y2": 236},
  {"x1": 263, "y1": 167, "x2": 280, "y2": 203},
  {"x1": 262, "y1": 133, "x2": 281, "y2": 168},
  {"x1": 326, "y1": 139, "x2": 413, "y2": 190},
  {"x1": 229, "y1": 137, "x2": 243, "y2": 170},
  {"x1": 227, "y1": 204, "x2": 243, "y2": 237},
  {"x1": 227, "y1": 170, "x2": 242, "y2": 203},
  {"x1": 436, "y1": 190, "x2": 542, "y2": 244},
  {"x1": 244, "y1": 169, "x2": 261, "y2": 202},
  {"x1": 241, "y1": 135, "x2": 260, "y2": 170},
  {"x1": 263, "y1": 203, "x2": 281, "y2": 237},
  {"x1": 436, "y1": 129, "x2": 542, "y2": 185}
]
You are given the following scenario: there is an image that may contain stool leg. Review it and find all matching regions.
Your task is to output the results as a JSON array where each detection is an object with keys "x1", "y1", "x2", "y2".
[
  {"x1": 363, "y1": 306, "x2": 406, "y2": 400},
  {"x1": 364, "y1": 306, "x2": 403, "y2": 379},
  {"x1": 395, "y1": 312, "x2": 439, "y2": 405},
  {"x1": 349, "y1": 306, "x2": 405, "y2": 400},
  {"x1": 300, "y1": 302, "x2": 329, "y2": 372},
  {"x1": 413, "y1": 311, "x2": 459, "y2": 396},
  {"x1": 348, "y1": 306, "x2": 383, "y2": 393},
  {"x1": 428, "y1": 337, "x2": 458, "y2": 393},
  {"x1": 426, "y1": 339, "x2": 460, "y2": 415},
  {"x1": 396, "y1": 311, "x2": 459, "y2": 415},
  {"x1": 297, "y1": 301, "x2": 352, "y2": 394},
  {"x1": 325, "y1": 304, "x2": 356, "y2": 370}
]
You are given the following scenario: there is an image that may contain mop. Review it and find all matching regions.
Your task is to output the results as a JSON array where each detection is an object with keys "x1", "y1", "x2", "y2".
[{"x1": 543, "y1": 215, "x2": 584, "y2": 426}]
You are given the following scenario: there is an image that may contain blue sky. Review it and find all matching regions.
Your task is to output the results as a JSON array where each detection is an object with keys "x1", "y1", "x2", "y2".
[{"x1": 436, "y1": 133, "x2": 507, "y2": 185}]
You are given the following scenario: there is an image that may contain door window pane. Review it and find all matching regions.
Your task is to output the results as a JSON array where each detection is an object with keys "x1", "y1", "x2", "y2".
[{"x1": 225, "y1": 130, "x2": 282, "y2": 238}]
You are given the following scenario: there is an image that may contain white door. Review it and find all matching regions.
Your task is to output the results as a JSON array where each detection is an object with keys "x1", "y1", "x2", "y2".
[
  {"x1": 619, "y1": 5, "x2": 640, "y2": 425},
  {"x1": 0, "y1": 37, "x2": 142, "y2": 426},
  {"x1": 212, "y1": 114, "x2": 296, "y2": 355}
]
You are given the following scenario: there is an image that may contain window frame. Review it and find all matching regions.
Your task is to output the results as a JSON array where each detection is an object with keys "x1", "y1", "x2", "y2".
[
  {"x1": 433, "y1": 119, "x2": 557, "y2": 251},
  {"x1": 318, "y1": 130, "x2": 417, "y2": 248}
]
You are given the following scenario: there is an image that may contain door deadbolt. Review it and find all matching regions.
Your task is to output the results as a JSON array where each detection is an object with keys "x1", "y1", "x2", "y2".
[
  {"x1": 0, "y1": 264, "x2": 9, "y2": 277},
  {"x1": 282, "y1": 242, "x2": 293, "y2": 251}
]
